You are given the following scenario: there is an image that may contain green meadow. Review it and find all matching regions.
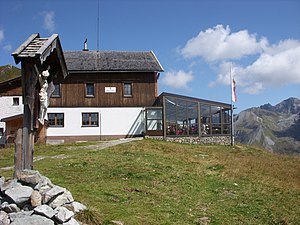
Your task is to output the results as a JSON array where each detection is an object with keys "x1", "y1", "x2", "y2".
[{"x1": 1, "y1": 139, "x2": 299, "y2": 225}]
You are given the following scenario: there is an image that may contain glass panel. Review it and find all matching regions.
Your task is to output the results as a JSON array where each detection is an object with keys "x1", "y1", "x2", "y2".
[
  {"x1": 13, "y1": 97, "x2": 19, "y2": 105},
  {"x1": 211, "y1": 106, "x2": 221, "y2": 124},
  {"x1": 200, "y1": 104, "x2": 210, "y2": 135},
  {"x1": 82, "y1": 113, "x2": 89, "y2": 125},
  {"x1": 187, "y1": 101, "x2": 198, "y2": 135},
  {"x1": 48, "y1": 113, "x2": 55, "y2": 126},
  {"x1": 124, "y1": 83, "x2": 132, "y2": 96},
  {"x1": 147, "y1": 109, "x2": 162, "y2": 120},
  {"x1": 176, "y1": 99, "x2": 187, "y2": 135},
  {"x1": 165, "y1": 97, "x2": 176, "y2": 135},
  {"x1": 222, "y1": 124, "x2": 231, "y2": 134},
  {"x1": 90, "y1": 113, "x2": 98, "y2": 126},
  {"x1": 56, "y1": 113, "x2": 64, "y2": 126},
  {"x1": 147, "y1": 120, "x2": 163, "y2": 130},
  {"x1": 86, "y1": 83, "x2": 95, "y2": 96},
  {"x1": 211, "y1": 106, "x2": 221, "y2": 134},
  {"x1": 212, "y1": 124, "x2": 221, "y2": 134},
  {"x1": 222, "y1": 108, "x2": 231, "y2": 124},
  {"x1": 52, "y1": 84, "x2": 60, "y2": 97}
]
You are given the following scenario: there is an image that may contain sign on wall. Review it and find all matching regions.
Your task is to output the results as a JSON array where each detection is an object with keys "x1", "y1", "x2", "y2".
[{"x1": 105, "y1": 87, "x2": 117, "y2": 93}]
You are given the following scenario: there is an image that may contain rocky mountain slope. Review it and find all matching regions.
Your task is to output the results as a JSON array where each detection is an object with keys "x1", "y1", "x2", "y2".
[
  {"x1": 0, "y1": 65, "x2": 21, "y2": 83},
  {"x1": 235, "y1": 97, "x2": 300, "y2": 154}
]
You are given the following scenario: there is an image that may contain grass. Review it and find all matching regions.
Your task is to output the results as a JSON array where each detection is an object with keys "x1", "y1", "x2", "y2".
[{"x1": 1, "y1": 139, "x2": 300, "y2": 224}]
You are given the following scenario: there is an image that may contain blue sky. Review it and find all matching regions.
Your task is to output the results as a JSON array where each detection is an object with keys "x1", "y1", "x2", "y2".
[{"x1": 0, "y1": 0, "x2": 299, "y2": 112}]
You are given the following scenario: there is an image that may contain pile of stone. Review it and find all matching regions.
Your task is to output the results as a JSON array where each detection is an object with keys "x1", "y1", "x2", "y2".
[{"x1": 0, "y1": 170, "x2": 87, "y2": 225}]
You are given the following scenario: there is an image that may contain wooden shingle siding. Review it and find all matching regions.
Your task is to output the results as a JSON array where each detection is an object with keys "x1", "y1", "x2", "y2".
[
  {"x1": 0, "y1": 78, "x2": 22, "y2": 96},
  {"x1": 50, "y1": 72, "x2": 157, "y2": 107}
]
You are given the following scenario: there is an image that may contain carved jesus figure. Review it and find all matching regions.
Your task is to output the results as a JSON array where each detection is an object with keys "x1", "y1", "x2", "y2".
[
  {"x1": 38, "y1": 66, "x2": 55, "y2": 125},
  {"x1": 38, "y1": 69, "x2": 49, "y2": 125}
]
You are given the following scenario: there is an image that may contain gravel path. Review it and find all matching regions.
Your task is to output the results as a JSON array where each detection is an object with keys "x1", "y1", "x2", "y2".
[{"x1": 80, "y1": 137, "x2": 143, "y2": 150}]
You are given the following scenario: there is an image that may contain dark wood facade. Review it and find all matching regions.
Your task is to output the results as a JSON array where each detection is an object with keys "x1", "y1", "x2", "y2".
[
  {"x1": 50, "y1": 72, "x2": 159, "y2": 107},
  {"x1": 0, "y1": 77, "x2": 22, "y2": 96}
]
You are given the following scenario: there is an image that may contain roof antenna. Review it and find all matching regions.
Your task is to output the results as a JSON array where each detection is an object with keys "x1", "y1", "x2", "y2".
[
  {"x1": 97, "y1": 0, "x2": 100, "y2": 51},
  {"x1": 83, "y1": 38, "x2": 88, "y2": 51}
]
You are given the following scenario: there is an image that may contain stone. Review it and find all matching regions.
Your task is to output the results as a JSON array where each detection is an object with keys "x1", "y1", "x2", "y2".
[
  {"x1": 111, "y1": 221, "x2": 124, "y2": 225},
  {"x1": 0, "y1": 179, "x2": 21, "y2": 193},
  {"x1": 49, "y1": 190, "x2": 74, "y2": 208},
  {"x1": 1, "y1": 203, "x2": 20, "y2": 213},
  {"x1": 0, "y1": 210, "x2": 9, "y2": 225},
  {"x1": 5, "y1": 185, "x2": 33, "y2": 207},
  {"x1": 0, "y1": 176, "x2": 5, "y2": 188},
  {"x1": 15, "y1": 170, "x2": 42, "y2": 186},
  {"x1": 34, "y1": 205, "x2": 55, "y2": 219},
  {"x1": 63, "y1": 218, "x2": 80, "y2": 225},
  {"x1": 1, "y1": 172, "x2": 86, "y2": 225},
  {"x1": 10, "y1": 214, "x2": 54, "y2": 225},
  {"x1": 8, "y1": 211, "x2": 33, "y2": 222},
  {"x1": 64, "y1": 201, "x2": 87, "y2": 213},
  {"x1": 30, "y1": 190, "x2": 42, "y2": 207},
  {"x1": 54, "y1": 206, "x2": 74, "y2": 223},
  {"x1": 42, "y1": 185, "x2": 65, "y2": 204},
  {"x1": 34, "y1": 176, "x2": 53, "y2": 191}
]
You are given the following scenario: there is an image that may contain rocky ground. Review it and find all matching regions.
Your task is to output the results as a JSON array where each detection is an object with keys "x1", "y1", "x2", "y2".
[{"x1": 0, "y1": 170, "x2": 87, "y2": 225}]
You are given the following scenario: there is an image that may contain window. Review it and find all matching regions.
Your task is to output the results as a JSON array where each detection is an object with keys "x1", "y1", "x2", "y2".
[
  {"x1": 176, "y1": 99, "x2": 188, "y2": 135},
  {"x1": 13, "y1": 97, "x2": 19, "y2": 106},
  {"x1": 146, "y1": 109, "x2": 163, "y2": 131},
  {"x1": 211, "y1": 106, "x2": 221, "y2": 134},
  {"x1": 51, "y1": 84, "x2": 61, "y2": 97},
  {"x1": 200, "y1": 104, "x2": 210, "y2": 135},
  {"x1": 86, "y1": 83, "x2": 95, "y2": 97},
  {"x1": 82, "y1": 113, "x2": 99, "y2": 126},
  {"x1": 0, "y1": 128, "x2": 3, "y2": 136},
  {"x1": 222, "y1": 108, "x2": 231, "y2": 134},
  {"x1": 187, "y1": 101, "x2": 199, "y2": 135},
  {"x1": 123, "y1": 82, "x2": 132, "y2": 97},
  {"x1": 165, "y1": 97, "x2": 177, "y2": 135},
  {"x1": 48, "y1": 113, "x2": 64, "y2": 127},
  {"x1": 165, "y1": 97, "x2": 199, "y2": 136}
]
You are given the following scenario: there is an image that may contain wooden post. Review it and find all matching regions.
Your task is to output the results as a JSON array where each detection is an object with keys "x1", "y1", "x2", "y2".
[
  {"x1": 14, "y1": 128, "x2": 23, "y2": 178},
  {"x1": 21, "y1": 61, "x2": 38, "y2": 170}
]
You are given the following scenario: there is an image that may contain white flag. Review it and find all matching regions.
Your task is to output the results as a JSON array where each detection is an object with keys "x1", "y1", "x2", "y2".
[{"x1": 232, "y1": 78, "x2": 237, "y2": 102}]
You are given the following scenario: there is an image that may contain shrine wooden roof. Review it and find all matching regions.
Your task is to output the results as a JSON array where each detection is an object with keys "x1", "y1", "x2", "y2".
[{"x1": 12, "y1": 33, "x2": 68, "y2": 78}]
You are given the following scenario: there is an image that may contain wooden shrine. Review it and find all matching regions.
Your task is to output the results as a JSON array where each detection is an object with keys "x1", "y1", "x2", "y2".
[{"x1": 12, "y1": 33, "x2": 68, "y2": 172}]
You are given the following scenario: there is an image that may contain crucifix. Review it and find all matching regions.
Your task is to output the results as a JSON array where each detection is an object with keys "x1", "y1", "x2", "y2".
[{"x1": 12, "y1": 33, "x2": 68, "y2": 174}]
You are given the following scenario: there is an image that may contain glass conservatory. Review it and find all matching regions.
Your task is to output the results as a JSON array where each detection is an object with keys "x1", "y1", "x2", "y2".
[{"x1": 145, "y1": 92, "x2": 232, "y2": 138}]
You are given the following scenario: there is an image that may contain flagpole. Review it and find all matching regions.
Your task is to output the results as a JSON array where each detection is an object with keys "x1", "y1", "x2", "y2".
[{"x1": 230, "y1": 63, "x2": 235, "y2": 146}]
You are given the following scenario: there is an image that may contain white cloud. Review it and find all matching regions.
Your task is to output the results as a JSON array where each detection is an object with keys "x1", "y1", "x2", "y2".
[
  {"x1": 210, "y1": 39, "x2": 300, "y2": 94},
  {"x1": 162, "y1": 70, "x2": 194, "y2": 89},
  {"x1": 0, "y1": 30, "x2": 4, "y2": 43},
  {"x1": 179, "y1": 25, "x2": 300, "y2": 94},
  {"x1": 180, "y1": 24, "x2": 267, "y2": 62},
  {"x1": 41, "y1": 11, "x2": 55, "y2": 33}
]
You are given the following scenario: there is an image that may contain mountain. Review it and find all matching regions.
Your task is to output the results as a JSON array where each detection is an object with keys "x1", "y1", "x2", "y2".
[
  {"x1": 0, "y1": 64, "x2": 21, "y2": 83},
  {"x1": 235, "y1": 97, "x2": 300, "y2": 155}
]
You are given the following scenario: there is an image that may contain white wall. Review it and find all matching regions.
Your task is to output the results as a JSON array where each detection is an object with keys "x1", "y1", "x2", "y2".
[
  {"x1": 47, "y1": 107, "x2": 145, "y2": 137},
  {"x1": 0, "y1": 96, "x2": 23, "y2": 144}
]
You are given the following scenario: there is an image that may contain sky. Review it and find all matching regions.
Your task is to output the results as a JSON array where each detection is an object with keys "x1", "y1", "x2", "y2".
[{"x1": 0, "y1": 0, "x2": 299, "y2": 112}]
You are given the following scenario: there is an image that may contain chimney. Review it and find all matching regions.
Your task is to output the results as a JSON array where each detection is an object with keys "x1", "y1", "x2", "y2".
[{"x1": 83, "y1": 38, "x2": 88, "y2": 51}]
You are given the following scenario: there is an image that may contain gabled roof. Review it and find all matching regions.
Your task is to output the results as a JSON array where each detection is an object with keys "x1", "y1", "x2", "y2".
[
  {"x1": 64, "y1": 51, "x2": 164, "y2": 72},
  {"x1": 12, "y1": 33, "x2": 68, "y2": 78},
  {"x1": 1, "y1": 113, "x2": 23, "y2": 123}
]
